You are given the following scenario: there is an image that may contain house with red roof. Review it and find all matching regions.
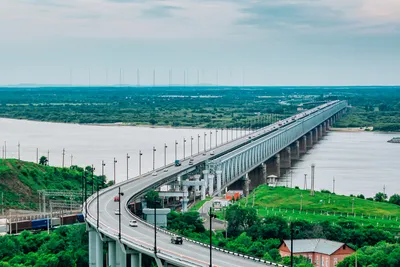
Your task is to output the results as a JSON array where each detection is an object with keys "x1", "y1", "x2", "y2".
[{"x1": 279, "y1": 239, "x2": 355, "y2": 267}]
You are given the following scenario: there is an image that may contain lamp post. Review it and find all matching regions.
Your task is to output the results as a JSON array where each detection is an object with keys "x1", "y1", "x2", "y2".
[
  {"x1": 126, "y1": 153, "x2": 130, "y2": 180},
  {"x1": 204, "y1": 133, "x2": 207, "y2": 152},
  {"x1": 210, "y1": 131, "x2": 212, "y2": 149},
  {"x1": 113, "y1": 158, "x2": 117, "y2": 185},
  {"x1": 197, "y1": 134, "x2": 200, "y2": 154},
  {"x1": 215, "y1": 129, "x2": 218, "y2": 147},
  {"x1": 118, "y1": 187, "x2": 124, "y2": 240},
  {"x1": 290, "y1": 223, "x2": 294, "y2": 267},
  {"x1": 209, "y1": 207, "x2": 217, "y2": 267},
  {"x1": 221, "y1": 128, "x2": 223, "y2": 144},
  {"x1": 152, "y1": 146, "x2": 156, "y2": 170},
  {"x1": 163, "y1": 143, "x2": 167, "y2": 168},
  {"x1": 190, "y1": 136, "x2": 193, "y2": 157},
  {"x1": 175, "y1": 140, "x2": 178, "y2": 161},
  {"x1": 91, "y1": 165, "x2": 95, "y2": 195},
  {"x1": 139, "y1": 150, "x2": 143, "y2": 176},
  {"x1": 183, "y1": 138, "x2": 186, "y2": 159}
]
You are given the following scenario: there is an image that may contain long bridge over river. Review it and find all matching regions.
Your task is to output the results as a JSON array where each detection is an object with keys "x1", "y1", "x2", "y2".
[{"x1": 84, "y1": 100, "x2": 348, "y2": 267}]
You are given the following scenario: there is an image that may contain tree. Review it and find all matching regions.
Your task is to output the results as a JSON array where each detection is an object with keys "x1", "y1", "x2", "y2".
[
  {"x1": 39, "y1": 156, "x2": 48, "y2": 165},
  {"x1": 374, "y1": 192, "x2": 387, "y2": 202},
  {"x1": 389, "y1": 194, "x2": 400, "y2": 206},
  {"x1": 226, "y1": 205, "x2": 259, "y2": 237}
]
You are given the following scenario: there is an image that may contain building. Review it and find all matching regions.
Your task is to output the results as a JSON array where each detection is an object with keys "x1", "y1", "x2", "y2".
[{"x1": 279, "y1": 239, "x2": 355, "y2": 267}]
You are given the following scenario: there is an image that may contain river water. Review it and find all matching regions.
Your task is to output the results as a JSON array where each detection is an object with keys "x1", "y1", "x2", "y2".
[
  {"x1": 281, "y1": 131, "x2": 400, "y2": 197},
  {"x1": 1, "y1": 118, "x2": 399, "y2": 197}
]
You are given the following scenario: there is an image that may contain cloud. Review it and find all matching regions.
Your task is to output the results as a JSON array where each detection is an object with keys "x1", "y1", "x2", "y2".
[{"x1": 141, "y1": 4, "x2": 183, "y2": 18}]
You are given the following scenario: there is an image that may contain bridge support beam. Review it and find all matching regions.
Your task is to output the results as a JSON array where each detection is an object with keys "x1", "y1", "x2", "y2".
[
  {"x1": 290, "y1": 141, "x2": 300, "y2": 160},
  {"x1": 306, "y1": 132, "x2": 313, "y2": 148},
  {"x1": 266, "y1": 154, "x2": 280, "y2": 180},
  {"x1": 280, "y1": 147, "x2": 291, "y2": 169},
  {"x1": 96, "y1": 232, "x2": 103, "y2": 267},
  {"x1": 108, "y1": 241, "x2": 116, "y2": 267},
  {"x1": 88, "y1": 227, "x2": 97, "y2": 267},
  {"x1": 216, "y1": 170, "x2": 222, "y2": 196},
  {"x1": 116, "y1": 241, "x2": 127, "y2": 267},
  {"x1": 244, "y1": 173, "x2": 250, "y2": 197},
  {"x1": 208, "y1": 174, "x2": 215, "y2": 196},
  {"x1": 300, "y1": 136, "x2": 307, "y2": 154}
]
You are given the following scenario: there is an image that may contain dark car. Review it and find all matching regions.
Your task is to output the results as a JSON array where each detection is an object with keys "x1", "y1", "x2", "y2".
[{"x1": 171, "y1": 235, "x2": 183, "y2": 245}]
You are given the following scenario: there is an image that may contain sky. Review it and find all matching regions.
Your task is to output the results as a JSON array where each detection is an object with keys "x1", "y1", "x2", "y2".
[{"x1": 1, "y1": 0, "x2": 400, "y2": 86}]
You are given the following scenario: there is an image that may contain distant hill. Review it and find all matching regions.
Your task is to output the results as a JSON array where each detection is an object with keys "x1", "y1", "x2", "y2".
[{"x1": 0, "y1": 159, "x2": 108, "y2": 211}]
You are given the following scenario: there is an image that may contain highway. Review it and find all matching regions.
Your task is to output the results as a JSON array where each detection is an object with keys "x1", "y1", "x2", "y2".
[{"x1": 85, "y1": 101, "x2": 340, "y2": 267}]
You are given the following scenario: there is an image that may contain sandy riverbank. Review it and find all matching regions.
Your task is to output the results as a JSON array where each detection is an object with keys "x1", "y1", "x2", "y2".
[{"x1": 330, "y1": 127, "x2": 374, "y2": 132}]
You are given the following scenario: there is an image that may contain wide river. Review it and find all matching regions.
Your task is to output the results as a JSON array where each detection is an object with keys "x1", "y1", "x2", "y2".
[{"x1": 1, "y1": 118, "x2": 399, "y2": 197}]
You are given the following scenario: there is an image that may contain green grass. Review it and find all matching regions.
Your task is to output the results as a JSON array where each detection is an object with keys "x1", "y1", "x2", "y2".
[
  {"x1": 189, "y1": 197, "x2": 212, "y2": 212},
  {"x1": 218, "y1": 185, "x2": 400, "y2": 232}
]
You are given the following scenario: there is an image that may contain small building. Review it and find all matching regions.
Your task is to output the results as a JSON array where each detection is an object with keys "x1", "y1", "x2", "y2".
[
  {"x1": 212, "y1": 198, "x2": 230, "y2": 210},
  {"x1": 279, "y1": 239, "x2": 355, "y2": 267},
  {"x1": 225, "y1": 190, "x2": 243, "y2": 201}
]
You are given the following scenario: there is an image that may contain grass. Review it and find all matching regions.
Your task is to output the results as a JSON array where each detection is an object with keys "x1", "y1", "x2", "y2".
[
  {"x1": 217, "y1": 185, "x2": 400, "y2": 232},
  {"x1": 189, "y1": 197, "x2": 212, "y2": 212}
]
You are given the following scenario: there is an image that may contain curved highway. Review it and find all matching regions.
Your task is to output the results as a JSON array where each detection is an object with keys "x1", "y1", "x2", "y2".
[{"x1": 85, "y1": 101, "x2": 341, "y2": 267}]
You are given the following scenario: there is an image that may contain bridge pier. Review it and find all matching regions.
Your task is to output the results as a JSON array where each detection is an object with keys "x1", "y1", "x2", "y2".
[
  {"x1": 208, "y1": 173, "x2": 215, "y2": 196},
  {"x1": 322, "y1": 122, "x2": 327, "y2": 135},
  {"x1": 182, "y1": 185, "x2": 188, "y2": 212},
  {"x1": 216, "y1": 171, "x2": 222, "y2": 196},
  {"x1": 88, "y1": 226, "x2": 97, "y2": 266},
  {"x1": 202, "y1": 170, "x2": 209, "y2": 193},
  {"x1": 248, "y1": 164, "x2": 264, "y2": 191},
  {"x1": 262, "y1": 163, "x2": 267, "y2": 184},
  {"x1": 300, "y1": 136, "x2": 307, "y2": 154},
  {"x1": 280, "y1": 147, "x2": 291, "y2": 169},
  {"x1": 244, "y1": 173, "x2": 250, "y2": 197},
  {"x1": 108, "y1": 241, "x2": 117, "y2": 267},
  {"x1": 290, "y1": 141, "x2": 300, "y2": 160},
  {"x1": 116, "y1": 241, "x2": 127, "y2": 267},
  {"x1": 306, "y1": 132, "x2": 313, "y2": 148},
  {"x1": 313, "y1": 128, "x2": 318, "y2": 143},
  {"x1": 319, "y1": 125, "x2": 323, "y2": 138},
  {"x1": 266, "y1": 154, "x2": 280, "y2": 180},
  {"x1": 130, "y1": 253, "x2": 142, "y2": 267},
  {"x1": 96, "y1": 232, "x2": 103, "y2": 267}
]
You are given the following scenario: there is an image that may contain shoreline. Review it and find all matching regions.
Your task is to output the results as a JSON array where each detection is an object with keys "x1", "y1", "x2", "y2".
[{"x1": 330, "y1": 127, "x2": 373, "y2": 132}]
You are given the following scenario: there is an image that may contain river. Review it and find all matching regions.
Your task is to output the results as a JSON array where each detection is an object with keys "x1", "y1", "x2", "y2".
[
  {"x1": 281, "y1": 131, "x2": 400, "y2": 197},
  {"x1": 1, "y1": 118, "x2": 399, "y2": 197}
]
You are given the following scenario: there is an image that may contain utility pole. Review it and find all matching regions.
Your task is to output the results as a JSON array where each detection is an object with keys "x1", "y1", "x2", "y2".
[
  {"x1": 175, "y1": 140, "x2": 178, "y2": 161},
  {"x1": 190, "y1": 136, "x2": 193, "y2": 157},
  {"x1": 4, "y1": 141, "x2": 6, "y2": 159},
  {"x1": 62, "y1": 148, "x2": 65, "y2": 168},
  {"x1": 70, "y1": 154, "x2": 73, "y2": 166},
  {"x1": 164, "y1": 144, "x2": 167, "y2": 167},
  {"x1": 139, "y1": 150, "x2": 143, "y2": 176},
  {"x1": 215, "y1": 129, "x2": 218, "y2": 147},
  {"x1": 204, "y1": 133, "x2": 207, "y2": 152},
  {"x1": 152, "y1": 146, "x2": 156, "y2": 170},
  {"x1": 36, "y1": 148, "x2": 39, "y2": 163},
  {"x1": 113, "y1": 157, "x2": 117, "y2": 184},
  {"x1": 183, "y1": 138, "x2": 186, "y2": 159},
  {"x1": 333, "y1": 177, "x2": 335, "y2": 193},
  {"x1": 91, "y1": 165, "x2": 95, "y2": 195},
  {"x1": 126, "y1": 153, "x2": 130, "y2": 180},
  {"x1": 197, "y1": 134, "x2": 200, "y2": 154},
  {"x1": 209, "y1": 207, "x2": 217, "y2": 267},
  {"x1": 310, "y1": 164, "x2": 315, "y2": 196},
  {"x1": 210, "y1": 131, "x2": 212, "y2": 150},
  {"x1": 303, "y1": 174, "x2": 307, "y2": 190},
  {"x1": 18, "y1": 142, "x2": 20, "y2": 160},
  {"x1": 290, "y1": 224, "x2": 294, "y2": 267},
  {"x1": 47, "y1": 150, "x2": 50, "y2": 165}
]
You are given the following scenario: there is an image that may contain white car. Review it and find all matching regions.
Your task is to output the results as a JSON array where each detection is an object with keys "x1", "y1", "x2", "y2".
[
  {"x1": 152, "y1": 172, "x2": 157, "y2": 176},
  {"x1": 163, "y1": 168, "x2": 168, "y2": 172},
  {"x1": 114, "y1": 209, "x2": 120, "y2": 215},
  {"x1": 129, "y1": 220, "x2": 138, "y2": 227},
  {"x1": 210, "y1": 150, "x2": 215, "y2": 155}
]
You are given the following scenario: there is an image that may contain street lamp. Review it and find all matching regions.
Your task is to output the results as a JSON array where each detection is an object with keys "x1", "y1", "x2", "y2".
[
  {"x1": 175, "y1": 140, "x2": 178, "y2": 161},
  {"x1": 152, "y1": 146, "x2": 156, "y2": 170},
  {"x1": 91, "y1": 165, "x2": 95, "y2": 195},
  {"x1": 113, "y1": 158, "x2": 117, "y2": 185},
  {"x1": 145, "y1": 196, "x2": 161, "y2": 254},
  {"x1": 209, "y1": 207, "x2": 217, "y2": 267},
  {"x1": 164, "y1": 143, "x2": 168, "y2": 167},
  {"x1": 126, "y1": 153, "x2": 130, "y2": 180},
  {"x1": 221, "y1": 128, "x2": 223, "y2": 144},
  {"x1": 197, "y1": 134, "x2": 200, "y2": 154},
  {"x1": 183, "y1": 138, "x2": 186, "y2": 159},
  {"x1": 204, "y1": 132, "x2": 207, "y2": 152},
  {"x1": 210, "y1": 131, "x2": 212, "y2": 149},
  {"x1": 98, "y1": 161, "x2": 105, "y2": 229},
  {"x1": 190, "y1": 136, "x2": 193, "y2": 157},
  {"x1": 118, "y1": 187, "x2": 124, "y2": 240},
  {"x1": 215, "y1": 129, "x2": 218, "y2": 147},
  {"x1": 139, "y1": 150, "x2": 143, "y2": 176}
]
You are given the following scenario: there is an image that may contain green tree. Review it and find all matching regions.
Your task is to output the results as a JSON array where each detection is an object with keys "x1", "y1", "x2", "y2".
[
  {"x1": 39, "y1": 156, "x2": 48, "y2": 165},
  {"x1": 374, "y1": 192, "x2": 387, "y2": 202},
  {"x1": 389, "y1": 194, "x2": 400, "y2": 206}
]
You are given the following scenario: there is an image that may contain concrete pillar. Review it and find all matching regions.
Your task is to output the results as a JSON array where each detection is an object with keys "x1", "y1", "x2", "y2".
[
  {"x1": 313, "y1": 128, "x2": 318, "y2": 142},
  {"x1": 262, "y1": 163, "x2": 267, "y2": 185},
  {"x1": 201, "y1": 181, "x2": 206, "y2": 200},
  {"x1": 280, "y1": 147, "x2": 291, "y2": 169},
  {"x1": 275, "y1": 154, "x2": 281, "y2": 178},
  {"x1": 116, "y1": 242, "x2": 126, "y2": 267},
  {"x1": 182, "y1": 185, "x2": 188, "y2": 212},
  {"x1": 319, "y1": 125, "x2": 323, "y2": 138},
  {"x1": 108, "y1": 241, "x2": 116, "y2": 267},
  {"x1": 291, "y1": 141, "x2": 300, "y2": 160},
  {"x1": 300, "y1": 136, "x2": 307, "y2": 154},
  {"x1": 208, "y1": 174, "x2": 215, "y2": 196},
  {"x1": 88, "y1": 229, "x2": 97, "y2": 266},
  {"x1": 194, "y1": 174, "x2": 201, "y2": 193},
  {"x1": 265, "y1": 154, "x2": 280, "y2": 179},
  {"x1": 322, "y1": 122, "x2": 327, "y2": 134},
  {"x1": 216, "y1": 170, "x2": 222, "y2": 196},
  {"x1": 306, "y1": 132, "x2": 313, "y2": 148},
  {"x1": 202, "y1": 170, "x2": 209, "y2": 191},
  {"x1": 244, "y1": 173, "x2": 250, "y2": 197},
  {"x1": 130, "y1": 253, "x2": 141, "y2": 267},
  {"x1": 96, "y1": 233, "x2": 103, "y2": 267}
]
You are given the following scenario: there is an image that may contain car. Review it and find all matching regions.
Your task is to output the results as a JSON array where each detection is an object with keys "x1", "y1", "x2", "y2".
[
  {"x1": 189, "y1": 158, "x2": 194, "y2": 162},
  {"x1": 114, "y1": 209, "x2": 120, "y2": 215},
  {"x1": 171, "y1": 235, "x2": 183, "y2": 245},
  {"x1": 174, "y1": 160, "x2": 181, "y2": 166},
  {"x1": 129, "y1": 220, "x2": 138, "y2": 227},
  {"x1": 152, "y1": 172, "x2": 157, "y2": 176},
  {"x1": 114, "y1": 196, "x2": 120, "y2": 202},
  {"x1": 189, "y1": 161, "x2": 193, "y2": 165},
  {"x1": 163, "y1": 168, "x2": 168, "y2": 172},
  {"x1": 202, "y1": 152, "x2": 207, "y2": 155},
  {"x1": 210, "y1": 150, "x2": 215, "y2": 155}
]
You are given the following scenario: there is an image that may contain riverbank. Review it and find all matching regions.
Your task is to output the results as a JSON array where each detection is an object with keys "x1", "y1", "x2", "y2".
[{"x1": 330, "y1": 126, "x2": 373, "y2": 132}]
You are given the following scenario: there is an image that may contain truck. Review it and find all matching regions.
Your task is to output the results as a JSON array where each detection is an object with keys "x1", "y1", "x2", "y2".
[{"x1": 174, "y1": 160, "x2": 181, "y2": 166}]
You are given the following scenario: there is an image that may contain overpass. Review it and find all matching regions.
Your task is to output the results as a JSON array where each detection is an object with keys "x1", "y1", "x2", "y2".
[{"x1": 84, "y1": 100, "x2": 347, "y2": 267}]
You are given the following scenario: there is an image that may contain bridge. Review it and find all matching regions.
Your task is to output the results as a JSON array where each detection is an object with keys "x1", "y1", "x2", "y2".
[{"x1": 84, "y1": 100, "x2": 348, "y2": 267}]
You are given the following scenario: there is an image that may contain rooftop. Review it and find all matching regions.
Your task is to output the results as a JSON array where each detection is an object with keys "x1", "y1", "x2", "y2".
[{"x1": 282, "y1": 239, "x2": 350, "y2": 255}]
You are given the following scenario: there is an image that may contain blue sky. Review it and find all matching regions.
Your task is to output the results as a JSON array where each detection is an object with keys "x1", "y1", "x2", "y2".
[{"x1": 1, "y1": 0, "x2": 400, "y2": 86}]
